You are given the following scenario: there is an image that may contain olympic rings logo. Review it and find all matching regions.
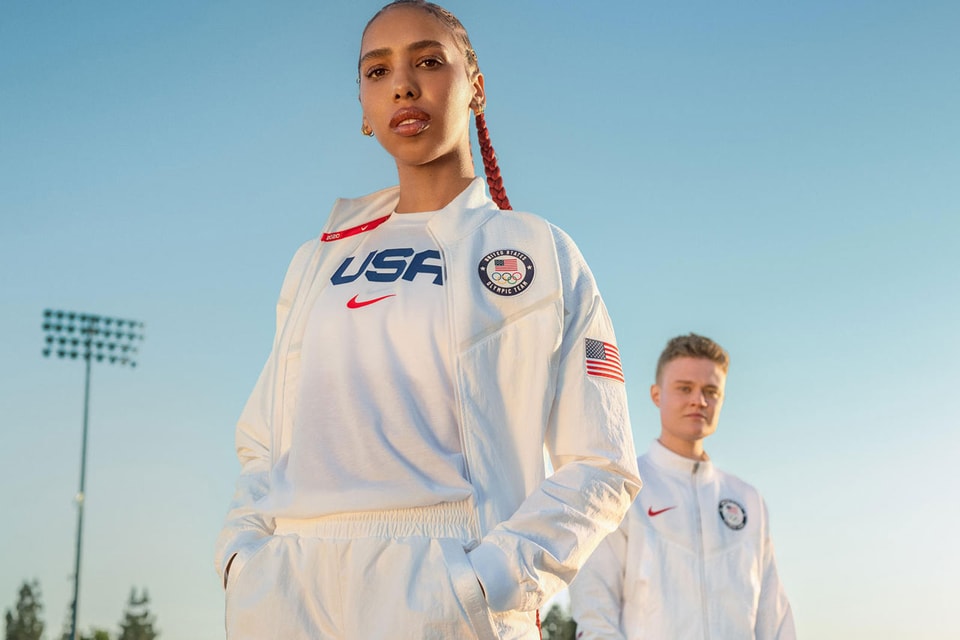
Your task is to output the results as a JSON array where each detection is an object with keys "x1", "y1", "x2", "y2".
[
  {"x1": 478, "y1": 250, "x2": 535, "y2": 297},
  {"x1": 491, "y1": 271, "x2": 524, "y2": 284}
]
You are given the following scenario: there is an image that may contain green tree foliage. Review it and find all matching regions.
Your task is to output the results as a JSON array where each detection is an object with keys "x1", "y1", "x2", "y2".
[
  {"x1": 4, "y1": 580, "x2": 44, "y2": 640},
  {"x1": 117, "y1": 589, "x2": 157, "y2": 640},
  {"x1": 55, "y1": 603, "x2": 111, "y2": 640},
  {"x1": 541, "y1": 603, "x2": 577, "y2": 640},
  {"x1": 60, "y1": 630, "x2": 112, "y2": 640},
  {"x1": 56, "y1": 611, "x2": 113, "y2": 639}
]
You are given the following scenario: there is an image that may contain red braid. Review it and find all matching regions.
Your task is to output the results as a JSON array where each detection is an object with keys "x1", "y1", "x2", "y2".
[{"x1": 475, "y1": 111, "x2": 512, "y2": 210}]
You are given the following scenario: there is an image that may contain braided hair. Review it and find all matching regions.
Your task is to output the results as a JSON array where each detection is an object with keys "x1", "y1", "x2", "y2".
[
  {"x1": 474, "y1": 111, "x2": 511, "y2": 210},
  {"x1": 363, "y1": 0, "x2": 512, "y2": 210}
]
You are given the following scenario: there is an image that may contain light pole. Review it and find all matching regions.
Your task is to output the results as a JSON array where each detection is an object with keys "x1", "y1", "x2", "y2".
[{"x1": 42, "y1": 309, "x2": 145, "y2": 640}]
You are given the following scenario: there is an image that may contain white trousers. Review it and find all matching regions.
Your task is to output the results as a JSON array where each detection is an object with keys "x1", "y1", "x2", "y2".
[{"x1": 225, "y1": 500, "x2": 541, "y2": 639}]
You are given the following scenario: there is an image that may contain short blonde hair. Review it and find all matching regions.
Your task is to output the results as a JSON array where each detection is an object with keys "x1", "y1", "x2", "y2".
[{"x1": 655, "y1": 333, "x2": 730, "y2": 383}]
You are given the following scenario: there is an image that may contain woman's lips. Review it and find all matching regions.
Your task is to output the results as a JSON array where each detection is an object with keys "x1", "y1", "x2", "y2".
[{"x1": 390, "y1": 108, "x2": 430, "y2": 136}]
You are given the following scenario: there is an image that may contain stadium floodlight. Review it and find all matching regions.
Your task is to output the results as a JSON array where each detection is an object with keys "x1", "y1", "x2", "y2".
[{"x1": 42, "y1": 309, "x2": 145, "y2": 640}]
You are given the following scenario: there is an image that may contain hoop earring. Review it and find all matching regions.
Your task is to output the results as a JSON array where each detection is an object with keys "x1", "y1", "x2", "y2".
[
  {"x1": 361, "y1": 123, "x2": 374, "y2": 137},
  {"x1": 473, "y1": 103, "x2": 485, "y2": 116}
]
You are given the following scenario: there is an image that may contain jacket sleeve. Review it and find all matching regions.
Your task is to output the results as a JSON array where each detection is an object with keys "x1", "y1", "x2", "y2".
[
  {"x1": 212, "y1": 240, "x2": 316, "y2": 586},
  {"x1": 755, "y1": 499, "x2": 797, "y2": 639},
  {"x1": 568, "y1": 520, "x2": 629, "y2": 639},
  {"x1": 468, "y1": 225, "x2": 642, "y2": 612}
]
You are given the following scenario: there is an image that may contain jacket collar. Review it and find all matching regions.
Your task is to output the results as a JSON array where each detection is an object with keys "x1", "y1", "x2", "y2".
[
  {"x1": 647, "y1": 439, "x2": 716, "y2": 481},
  {"x1": 426, "y1": 177, "x2": 499, "y2": 243},
  {"x1": 324, "y1": 177, "x2": 499, "y2": 244}
]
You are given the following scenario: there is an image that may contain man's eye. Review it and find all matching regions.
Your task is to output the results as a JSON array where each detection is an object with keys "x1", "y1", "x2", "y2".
[{"x1": 365, "y1": 66, "x2": 388, "y2": 79}]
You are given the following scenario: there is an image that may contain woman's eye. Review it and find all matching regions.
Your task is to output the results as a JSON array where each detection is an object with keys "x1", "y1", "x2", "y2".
[
  {"x1": 418, "y1": 57, "x2": 443, "y2": 69},
  {"x1": 365, "y1": 66, "x2": 388, "y2": 79}
]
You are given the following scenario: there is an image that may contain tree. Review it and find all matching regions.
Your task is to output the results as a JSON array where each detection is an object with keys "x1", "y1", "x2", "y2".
[
  {"x1": 4, "y1": 580, "x2": 44, "y2": 640},
  {"x1": 541, "y1": 603, "x2": 577, "y2": 640},
  {"x1": 61, "y1": 630, "x2": 112, "y2": 640},
  {"x1": 117, "y1": 589, "x2": 157, "y2": 640},
  {"x1": 56, "y1": 609, "x2": 111, "y2": 639}
]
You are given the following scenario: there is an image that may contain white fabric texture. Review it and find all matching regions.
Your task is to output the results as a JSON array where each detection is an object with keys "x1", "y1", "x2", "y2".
[
  {"x1": 215, "y1": 178, "x2": 641, "y2": 637},
  {"x1": 269, "y1": 210, "x2": 472, "y2": 517},
  {"x1": 225, "y1": 501, "x2": 533, "y2": 639},
  {"x1": 569, "y1": 440, "x2": 796, "y2": 640}
]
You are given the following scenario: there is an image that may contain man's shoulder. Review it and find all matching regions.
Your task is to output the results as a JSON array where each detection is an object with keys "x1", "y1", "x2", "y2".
[
  {"x1": 713, "y1": 464, "x2": 763, "y2": 494},
  {"x1": 709, "y1": 465, "x2": 772, "y2": 522},
  {"x1": 713, "y1": 463, "x2": 752, "y2": 485}
]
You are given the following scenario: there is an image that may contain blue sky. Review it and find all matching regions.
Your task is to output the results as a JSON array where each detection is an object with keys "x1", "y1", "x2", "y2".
[{"x1": 1, "y1": 1, "x2": 958, "y2": 638}]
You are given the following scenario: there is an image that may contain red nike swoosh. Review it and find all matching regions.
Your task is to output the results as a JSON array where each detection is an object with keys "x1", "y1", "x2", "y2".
[
  {"x1": 346, "y1": 294, "x2": 395, "y2": 309},
  {"x1": 647, "y1": 506, "x2": 676, "y2": 517}
]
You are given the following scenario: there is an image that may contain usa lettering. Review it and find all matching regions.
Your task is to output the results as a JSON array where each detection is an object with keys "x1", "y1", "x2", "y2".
[{"x1": 331, "y1": 249, "x2": 443, "y2": 285}]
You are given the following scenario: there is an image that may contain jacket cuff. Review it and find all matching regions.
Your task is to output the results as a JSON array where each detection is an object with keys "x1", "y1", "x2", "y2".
[{"x1": 468, "y1": 542, "x2": 520, "y2": 612}]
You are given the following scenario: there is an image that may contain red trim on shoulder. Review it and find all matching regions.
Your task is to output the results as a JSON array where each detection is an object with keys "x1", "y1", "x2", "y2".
[
  {"x1": 320, "y1": 214, "x2": 391, "y2": 242},
  {"x1": 589, "y1": 371, "x2": 626, "y2": 384}
]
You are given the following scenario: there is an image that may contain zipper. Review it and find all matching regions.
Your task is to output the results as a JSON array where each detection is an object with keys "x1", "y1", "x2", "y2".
[
  {"x1": 693, "y1": 461, "x2": 711, "y2": 640},
  {"x1": 429, "y1": 228, "x2": 474, "y2": 489},
  {"x1": 271, "y1": 241, "x2": 326, "y2": 465},
  {"x1": 271, "y1": 233, "x2": 361, "y2": 465}
]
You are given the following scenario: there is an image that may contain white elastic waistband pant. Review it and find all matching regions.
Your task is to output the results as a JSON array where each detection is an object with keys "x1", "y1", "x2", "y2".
[{"x1": 225, "y1": 500, "x2": 540, "y2": 639}]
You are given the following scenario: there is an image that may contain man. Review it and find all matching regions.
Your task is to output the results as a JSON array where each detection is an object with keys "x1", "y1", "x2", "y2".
[{"x1": 569, "y1": 333, "x2": 796, "y2": 639}]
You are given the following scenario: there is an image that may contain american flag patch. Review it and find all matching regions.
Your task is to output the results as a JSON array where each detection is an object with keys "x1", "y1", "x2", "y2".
[
  {"x1": 494, "y1": 258, "x2": 518, "y2": 271},
  {"x1": 585, "y1": 338, "x2": 624, "y2": 383}
]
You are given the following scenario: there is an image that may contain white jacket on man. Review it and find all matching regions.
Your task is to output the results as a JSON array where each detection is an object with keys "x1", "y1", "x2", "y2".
[
  {"x1": 214, "y1": 178, "x2": 641, "y2": 613},
  {"x1": 570, "y1": 440, "x2": 795, "y2": 639}
]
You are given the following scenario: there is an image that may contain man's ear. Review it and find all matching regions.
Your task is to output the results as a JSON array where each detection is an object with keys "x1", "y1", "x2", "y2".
[{"x1": 650, "y1": 383, "x2": 662, "y2": 408}]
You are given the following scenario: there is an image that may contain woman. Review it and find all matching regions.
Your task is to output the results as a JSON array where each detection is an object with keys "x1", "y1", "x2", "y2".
[{"x1": 215, "y1": 2, "x2": 641, "y2": 638}]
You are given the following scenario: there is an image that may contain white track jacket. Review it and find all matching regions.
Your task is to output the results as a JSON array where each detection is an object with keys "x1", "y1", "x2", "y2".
[
  {"x1": 215, "y1": 178, "x2": 641, "y2": 614},
  {"x1": 570, "y1": 440, "x2": 795, "y2": 639}
]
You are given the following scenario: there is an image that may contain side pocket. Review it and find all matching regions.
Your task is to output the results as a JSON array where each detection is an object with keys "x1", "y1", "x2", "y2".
[
  {"x1": 226, "y1": 535, "x2": 276, "y2": 592},
  {"x1": 438, "y1": 539, "x2": 499, "y2": 640},
  {"x1": 224, "y1": 535, "x2": 287, "y2": 639}
]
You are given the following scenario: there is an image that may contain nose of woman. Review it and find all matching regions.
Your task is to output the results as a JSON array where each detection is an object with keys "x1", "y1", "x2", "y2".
[{"x1": 393, "y1": 67, "x2": 420, "y2": 102}]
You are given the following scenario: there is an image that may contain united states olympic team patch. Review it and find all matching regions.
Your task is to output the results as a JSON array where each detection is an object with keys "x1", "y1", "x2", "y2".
[
  {"x1": 477, "y1": 250, "x2": 535, "y2": 296},
  {"x1": 718, "y1": 499, "x2": 747, "y2": 530}
]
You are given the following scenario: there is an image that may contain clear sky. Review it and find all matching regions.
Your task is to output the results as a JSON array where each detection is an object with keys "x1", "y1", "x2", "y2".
[{"x1": 2, "y1": 1, "x2": 958, "y2": 638}]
